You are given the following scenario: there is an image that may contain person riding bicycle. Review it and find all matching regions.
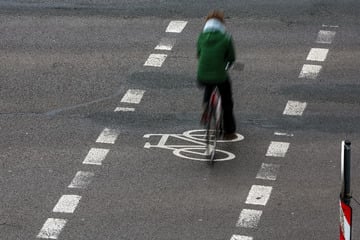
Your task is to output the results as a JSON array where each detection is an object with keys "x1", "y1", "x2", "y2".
[{"x1": 197, "y1": 10, "x2": 237, "y2": 139}]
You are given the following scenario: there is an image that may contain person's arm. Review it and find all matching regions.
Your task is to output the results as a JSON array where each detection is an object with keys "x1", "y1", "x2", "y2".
[{"x1": 226, "y1": 35, "x2": 236, "y2": 69}]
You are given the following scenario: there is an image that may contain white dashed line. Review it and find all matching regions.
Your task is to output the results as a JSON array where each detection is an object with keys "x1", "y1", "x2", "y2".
[
  {"x1": 165, "y1": 20, "x2": 188, "y2": 33},
  {"x1": 316, "y1": 30, "x2": 336, "y2": 44},
  {"x1": 245, "y1": 185, "x2": 273, "y2": 206},
  {"x1": 52, "y1": 195, "x2": 81, "y2": 214},
  {"x1": 266, "y1": 141, "x2": 290, "y2": 158},
  {"x1": 256, "y1": 163, "x2": 280, "y2": 181},
  {"x1": 37, "y1": 218, "x2": 67, "y2": 239},
  {"x1": 68, "y1": 171, "x2": 95, "y2": 189},
  {"x1": 155, "y1": 37, "x2": 176, "y2": 51},
  {"x1": 96, "y1": 128, "x2": 120, "y2": 144},
  {"x1": 306, "y1": 48, "x2": 329, "y2": 62},
  {"x1": 236, "y1": 209, "x2": 263, "y2": 228},
  {"x1": 114, "y1": 107, "x2": 135, "y2": 112},
  {"x1": 274, "y1": 131, "x2": 294, "y2": 137},
  {"x1": 121, "y1": 89, "x2": 146, "y2": 104},
  {"x1": 82, "y1": 148, "x2": 110, "y2": 165},
  {"x1": 283, "y1": 100, "x2": 307, "y2": 116},
  {"x1": 144, "y1": 53, "x2": 167, "y2": 67},
  {"x1": 322, "y1": 24, "x2": 339, "y2": 28},
  {"x1": 299, "y1": 64, "x2": 322, "y2": 79},
  {"x1": 230, "y1": 235, "x2": 253, "y2": 240}
]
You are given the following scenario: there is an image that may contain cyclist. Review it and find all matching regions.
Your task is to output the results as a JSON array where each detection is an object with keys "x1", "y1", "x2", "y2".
[{"x1": 197, "y1": 10, "x2": 237, "y2": 139}]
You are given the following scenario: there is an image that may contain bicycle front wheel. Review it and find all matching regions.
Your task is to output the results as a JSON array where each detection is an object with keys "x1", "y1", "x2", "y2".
[{"x1": 173, "y1": 147, "x2": 235, "y2": 161}]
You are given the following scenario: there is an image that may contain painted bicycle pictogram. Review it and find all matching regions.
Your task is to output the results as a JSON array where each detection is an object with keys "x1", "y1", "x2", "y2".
[{"x1": 143, "y1": 129, "x2": 244, "y2": 161}]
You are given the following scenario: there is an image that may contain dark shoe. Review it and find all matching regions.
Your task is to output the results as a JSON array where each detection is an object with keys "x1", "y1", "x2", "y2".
[{"x1": 223, "y1": 132, "x2": 237, "y2": 140}]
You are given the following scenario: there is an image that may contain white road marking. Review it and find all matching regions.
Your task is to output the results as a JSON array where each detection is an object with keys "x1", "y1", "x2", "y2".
[
  {"x1": 230, "y1": 235, "x2": 253, "y2": 240},
  {"x1": 68, "y1": 171, "x2": 95, "y2": 189},
  {"x1": 299, "y1": 64, "x2": 322, "y2": 79},
  {"x1": 155, "y1": 37, "x2": 176, "y2": 51},
  {"x1": 306, "y1": 48, "x2": 329, "y2": 62},
  {"x1": 144, "y1": 53, "x2": 167, "y2": 67},
  {"x1": 114, "y1": 107, "x2": 135, "y2": 112},
  {"x1": 83, "y1": 148, "x2": 110, "y2": 165},
  {"x1": 274, "y1": 131, "x2": 294, "y2": 137},
  {"x1": 256, "y1": 163, "x2": 280, "y2": 181},
  {"x1": 165, "y1": 20, "x2": 188, "y2": 33},
  {"x1": 316, "y1": 30, "x2": 336, "y2": 44},
  {"x1": 236, "y1": 209, "x2": 262, "y2": 228},
  {"x1": 96, "y1": 128, "x2": 120, "y2": 144},
  {"x1": 121, "y1": 89, "x2": 145, "y2": 104},
  {"x1": 53, "y1": 195, "x2": 81, "y2": 213},
  {"x1": 245, "y1": 185, "x2": 273, "y2": 206},
  {"x1": 266, "y1": 141, "x2": 290, "y2": 157},
  {"x1": 283, "y1": 100, "x2": 307, "y2": 116},
  {"x1": 322, "y1": 24, "x2": 339, "y2": 28},
  {"x1": 37, "y1": 218, "x2": 67, "y2": 239}
]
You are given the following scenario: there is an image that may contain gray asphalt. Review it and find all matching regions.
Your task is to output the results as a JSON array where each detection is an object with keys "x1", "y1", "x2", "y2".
[{"x1": 1, "y1": 1, "x2": 360, "y2": 239}]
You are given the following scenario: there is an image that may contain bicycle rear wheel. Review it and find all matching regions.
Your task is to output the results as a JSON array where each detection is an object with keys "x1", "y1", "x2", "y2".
[{"x1": 205, "y1": 110, "x2": 217, "y2": 165}]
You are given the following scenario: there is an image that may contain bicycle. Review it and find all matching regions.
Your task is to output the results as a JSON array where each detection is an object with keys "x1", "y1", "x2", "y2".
[{"x1": 202, "y1": 87, "x2": 223, "y2": 165}]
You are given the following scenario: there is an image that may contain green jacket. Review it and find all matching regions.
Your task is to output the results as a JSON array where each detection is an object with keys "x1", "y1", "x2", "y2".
[{"x1": 197, "y1": 30, "x2": 235, "y2": 84}]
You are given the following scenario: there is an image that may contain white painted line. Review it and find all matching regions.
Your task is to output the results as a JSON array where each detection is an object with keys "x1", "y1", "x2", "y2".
[
  {"x1": 144, "y1": 54, "x2": 167, "y2": 67},
  {"x1": 306, "y1": 48, "x2": 329, "y2": 62},
  {"x1": 155, "y1": 38, "x2": 176, "y2": 51},
  {"x1": 322, "y1": 24, "x2": 339, "y2": 28},
  {"x1": 256, "y1": 163, "x2": 280, "y2": 181},
  {"x1": 166, "y1": 20, "x2": 187, "y2": 33},
  {"x1": 299, "y1": 64, "x2": 322, "y2": 79},
  {"x1": 236, "y1": 209, "x2": 262, "y2": 228},
  {"x1": 37, "y1": 218, "x2": 67, "y2": 239},
  {"x1": 245, "y1": 185, "x2": 273, "y2": 206},
  {"x1": 230, "y1": 235, "x2": 253, "y2": 240},
  {"x1": 53, "y1": 195, "x2": 81, "y2": 213},
  {"x1": 121, "y1": 89, "x2": 145, "y2": 104},
  {"x1": 316, "y1": 30, "x2": 336, "y2": 44},
  {"x1": 96, "y1": 128, "x2": 120, "y2": 144},
  {"x1": 114, "y1": 107, "x2": 135, "y2": 112},
  {"x1": 83, "y1": 148, "x2": 110, "y2": 165},
  {"x1": 266, "y1": 141, "x2": 290, "y2": 158},
  {"x1": 283, "y1": 100, "x2": 307, "y2": 116},
  {"x1": 274, "y1": 131, "x2": 294, "y2": 137},
  {"x1": 68, "y1": 171, "x2": 95, "y2": 189}
]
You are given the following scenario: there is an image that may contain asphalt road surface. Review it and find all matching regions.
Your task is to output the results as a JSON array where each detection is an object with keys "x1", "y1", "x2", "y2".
[{"x1": 1, "y1": 1, "x2": 360, "y2": 239}]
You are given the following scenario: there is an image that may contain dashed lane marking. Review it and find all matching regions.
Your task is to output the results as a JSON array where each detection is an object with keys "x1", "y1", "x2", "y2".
[
  {"x1": 230, "y1": 235, "x2": 253, "y2": 240},
  {"x1": 120, "y1": 89, "x2": 146, "y2": 104},
  {"x1": 37, "y1": 218, "x2": 67, "y2": 239},
  {"x1": 299, "y1": 64, "x2": 322, "y2": 79},
  {"x1": 245, "y1": 185, "x2": 273, "y2": 206},
  {"x1": 256, "y1": 163, "x2": 280, "y2": 181},
  {"x1": 155, "y1": 37, "x2": 176, "y2": 51},
  {"x1": 68, "y1": 171, "x2": 95, "y2": 189},
  {"x1": 82, "y1": 148, "x2": 110, "y2": 165},
  {"x1": 165, "y1": 20, "x2": 188, "y2": 33},
  {"x1": 114, "y1": 107, "x2": 135, "y2": 112},
  {"x1": 283, "y1": 100, "x2": 307, "y2": 116},
  {"x1": 144, "y1": 53, "x2": 168, "y2": 67},
  {"x1": 96, "y1": 128, "x2": 120, "y2": 144},
  {"x1": 265, "y1": 141, "x2": 290, "y2": 158},
  {"x1": 52, "y1": 195, "x2": 81, "y2": 214},
  {"x1": 306, "y1": 48, "x2": 329, "y2": 62},
  {"x1": 236, "y1": 209, "x2": 263, "y2": 228},
  {"x1": 274, "y1": 131, "x2": 294, "y2": 137},
  {"x1": 316, "y1": 30, "x2": 336, "y2": 44}
]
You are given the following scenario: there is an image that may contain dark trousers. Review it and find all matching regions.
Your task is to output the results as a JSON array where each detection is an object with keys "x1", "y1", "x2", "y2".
[{"x1": 202, "y1": 79, "x2": 236, "y2": 134}]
